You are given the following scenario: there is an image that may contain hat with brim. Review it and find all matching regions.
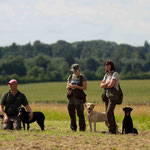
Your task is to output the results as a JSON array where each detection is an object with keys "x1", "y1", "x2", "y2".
[
  {"x1": 71, "y1": 64, "x2": 79, "y2": 71},
  {"x1": 8, "y1": 79, "x2": 18, "y2": 85}
]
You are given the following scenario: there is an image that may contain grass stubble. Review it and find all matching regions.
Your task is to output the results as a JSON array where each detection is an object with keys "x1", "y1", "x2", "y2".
[{"x1": 0, "y1": 103, "x2": 149, "y2": 150}]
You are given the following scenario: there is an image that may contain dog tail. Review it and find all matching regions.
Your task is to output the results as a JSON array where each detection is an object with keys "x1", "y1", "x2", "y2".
[{"x1": 132, "y1": 128, "x2": 138, "y2": 134}]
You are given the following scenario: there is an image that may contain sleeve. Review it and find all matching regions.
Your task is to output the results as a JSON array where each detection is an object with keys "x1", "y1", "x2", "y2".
[
  {"x1": 0, "y1": 93, "x2": 7, "y2": 106},
  {"x1": 67, "y1": 75, "x2": 72, "y2": 81},
  {"x1": 21, "y1": 94, "x2": 29, "y2": 106},
  {"x1": 102, "y1": 74, "x2": 107, "y2": 81},
  {"x1": 81, "y1": 74, "x2": 86, "y2": 82},
  {"x1": 112, "y1": 72, "x2": 119, "y2": 80}
]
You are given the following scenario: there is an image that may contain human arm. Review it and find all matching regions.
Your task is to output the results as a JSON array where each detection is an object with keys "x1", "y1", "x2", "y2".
[
  {"x1": 66, "y1": 80, "x2": 71, "y2": 90},
  {"x1": 69, "y1": 81, "x2": 87, "y2": 90},
  {"x1": 100, "y1": 80, "x2": 109, "y2": 88},
  {"x1": 67, "y1": 74, "x2": 87, "y2": 90},
  {"x1": 106, "y1": 72, "x2": 118, "y2": 88},
  {"x1": 106, "y1": 78, "x2": 116, "y2": 88},
  {"x1": 67, "y1": 81, "x2": 87, "y2": 90},
  {"x1": 0, "y1": 105, "x2": 9, "y2": 123},
  {"x1": 25, "y1": 105, "x2": 33, "y2": 121},
  {"x1": 0, "y1": 93, "x2": 9, "y2": 123},
  {"x1": 100, "y1": 74, "x2": 110, "y2": 88},
  {"x1": 21, "y1": 93, "x2": 33, "y2": 121}
]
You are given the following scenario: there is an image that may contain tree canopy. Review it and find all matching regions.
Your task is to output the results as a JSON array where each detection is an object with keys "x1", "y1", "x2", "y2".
[{"x1": 0, "y1": 40, "x2": 150, "y2": 84}]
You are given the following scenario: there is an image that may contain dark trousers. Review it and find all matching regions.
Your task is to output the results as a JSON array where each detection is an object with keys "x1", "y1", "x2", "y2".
[
  {"x1": 68, "y1": 104, "x2": 86, "y2": 131},
  {"x1": 105, "y1": 99, "x2": 117, "y2": 134}
]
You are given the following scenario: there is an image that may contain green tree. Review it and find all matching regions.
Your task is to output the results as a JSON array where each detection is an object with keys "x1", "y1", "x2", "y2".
[{"x1": 0, "y1": 56, "x2": 26, "y2": 76}]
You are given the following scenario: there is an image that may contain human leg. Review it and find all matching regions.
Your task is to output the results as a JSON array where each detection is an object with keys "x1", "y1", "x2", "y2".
[
  {"x1": 68, "y1": 104, "x2": 77, "y2": 131},
  {"x1": 105, "y1": 99, "x2": 109, "y2": 112},
  {"x1": 76, "y1": 104, "x2": 86, "y2": 131},
  {"x1": 106, "y1": 100, "x2": 117, "y2": 134}
]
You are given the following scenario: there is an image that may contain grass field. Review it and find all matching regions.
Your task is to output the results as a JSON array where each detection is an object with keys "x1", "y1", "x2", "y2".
[
  {"x1": 0, "y1": 80, "x2": 150, "y2": 150},
  {"x1": 1, "y1": 80, "x2": 150, "y2": 104}
]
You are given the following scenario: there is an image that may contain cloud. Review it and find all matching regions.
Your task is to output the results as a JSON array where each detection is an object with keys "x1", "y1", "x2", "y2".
[
  {"x1": 0, "y1": 0, "x2": 150, "y2": 46},
  {"x1": 0, "y1": 4, "x2": 15, "y2": 17}
]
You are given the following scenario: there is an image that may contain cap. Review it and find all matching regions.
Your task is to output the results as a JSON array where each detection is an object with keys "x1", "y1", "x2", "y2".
[
  {"x1": 71, "y1": 64, "x2": 79, "y2": 71},
  {"x1": 8, "y1": 79, "x2": 18, "y2": 85}
]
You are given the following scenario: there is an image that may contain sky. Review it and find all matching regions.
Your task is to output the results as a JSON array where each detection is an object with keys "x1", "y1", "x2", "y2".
[{"x1": 0, "y1": 0, "x2": 150, "y2": 47}]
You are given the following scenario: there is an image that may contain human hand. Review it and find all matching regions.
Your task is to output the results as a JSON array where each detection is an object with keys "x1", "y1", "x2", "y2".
[
  {"x1": 68, "y1": 84, "x2": 78, "y2": 89},
  {"x1": 4, "y1": 115, "x2": 9, "y2": 123}
]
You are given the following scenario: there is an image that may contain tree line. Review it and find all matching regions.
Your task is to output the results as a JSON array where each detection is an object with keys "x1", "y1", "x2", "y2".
[{"x1": 0, "y1": 40, "x2": 150, "y2": 84}]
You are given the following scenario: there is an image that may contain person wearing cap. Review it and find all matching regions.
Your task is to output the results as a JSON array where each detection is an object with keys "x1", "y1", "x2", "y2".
[
  {"x1": 100, "y1": 60, "x2": 119, "y2": 134},
  {"x1": 0, "y1": 79, "x2": 33, "y2": 130},
  {"x1": 67, "y1": 64, "x2": 87, "y2": 131}
]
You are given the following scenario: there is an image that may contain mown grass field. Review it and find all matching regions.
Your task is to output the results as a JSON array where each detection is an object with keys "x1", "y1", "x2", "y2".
[
  {"x1": 0, "y1": 80, "x2": 150, "y2": 150},
  {"x1": 1, "y1": 80, "x2": 150, "y2": 104}
]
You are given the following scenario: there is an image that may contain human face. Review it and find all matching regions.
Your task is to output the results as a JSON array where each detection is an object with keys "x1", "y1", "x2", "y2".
[
  {"x1": 105, "y1": 63, "x2": 111, "y2": 72},
  {"x1": 9, "y1": 83, "x2": 17, "y2": 91},
  {"x1": 73, "y1": 68, "x2": 80, "y2": 75}
]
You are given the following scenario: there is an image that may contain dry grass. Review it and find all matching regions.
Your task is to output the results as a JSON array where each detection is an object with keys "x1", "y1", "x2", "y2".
[{"x1": 30, "y1": 103, "x2": 150, "y2": 118}]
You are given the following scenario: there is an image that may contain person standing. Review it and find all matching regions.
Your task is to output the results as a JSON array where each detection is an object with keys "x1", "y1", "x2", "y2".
[
  {"x1": 67, "y1": 64, "x2": 87, "y2": 131},
  {"x1": 0, "y1": 79, "x2": 33, "y2": 130},
  {"x1": 100, "y1": 60, "x2": 119, "y2": 134}
]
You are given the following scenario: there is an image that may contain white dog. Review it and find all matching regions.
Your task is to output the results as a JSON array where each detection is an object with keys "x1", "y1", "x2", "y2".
[{"x1": 85, "y1": 103, "x2": 109, "y2": 132}]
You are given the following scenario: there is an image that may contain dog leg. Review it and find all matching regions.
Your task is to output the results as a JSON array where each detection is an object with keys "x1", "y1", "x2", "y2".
[
  {"x1": 89, "y1": 121, "x2": 92, "y2": 131},
  {"x1": 37, "y1": 120, "x2": 45, "y2": 131},
  {"x1": 27, "y1": 123, "x2": 30, "y2": 130},
  {"x1": 94, "y1": 122, "x2": 96, "y2": 132},
  {"x1": 23, "y1": 122, "x2": 25, "y2": 130}
]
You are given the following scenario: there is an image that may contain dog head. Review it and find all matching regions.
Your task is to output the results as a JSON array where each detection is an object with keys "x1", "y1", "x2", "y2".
[
  {"x1": 123, "y1": 107, "x2": 133, "y2": 116},
  {"x1": 85, "y1": 103, "x2": 95, "y2": 113},
  {"x1": 18, "y1": 107, "x2": 26, "y2": 117}
]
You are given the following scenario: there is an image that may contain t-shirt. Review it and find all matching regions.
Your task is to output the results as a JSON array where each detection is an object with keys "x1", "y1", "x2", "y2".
[
  {"x1": 68, "y1": 74, "x2": 86, "y2": 86},
  {"x1": 103, "y1": 71, "x2": 119, "y2": 91},
  {"x1": 0, "y1": 91, "x2": 29, "y2": 116}
]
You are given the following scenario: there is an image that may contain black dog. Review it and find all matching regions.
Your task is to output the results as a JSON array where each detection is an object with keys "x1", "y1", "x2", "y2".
[
  {"x1": 122, "y1": 107, "x2": 138, "y2": 134},
  {"x1": 18, "y1": 107, "x2": 45, "y2": 131}
]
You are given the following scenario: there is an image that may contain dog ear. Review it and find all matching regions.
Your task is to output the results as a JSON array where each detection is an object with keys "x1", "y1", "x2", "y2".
[
  {"x1": 91, "y1": 104, "x2": 95, "y2": 109},
  {"x1": 84, "y1": 103, "x2": 87, "y2": 108},
  {"x1": 123, "y1": 108, "x2": 126, "y2": 111},
  {"x1": 129, "y1": 107, "x2": 133, "y2": 112}
]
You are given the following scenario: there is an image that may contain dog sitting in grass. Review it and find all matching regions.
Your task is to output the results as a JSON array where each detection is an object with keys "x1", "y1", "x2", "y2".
[
  {"x1": 85, "y1": 103, "x2": 109, "y2": 132},
  {"x1": 18, "y1": 107, "x2": 45, "y2": 131},
  {"x1": 122, "y1": 107, "x2": 138, "y2": 134}
]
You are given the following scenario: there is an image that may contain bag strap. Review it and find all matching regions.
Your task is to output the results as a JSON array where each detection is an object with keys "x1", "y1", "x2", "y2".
[
  {"x1": 68, "y1": 74, "x2": 73, "y2": 81},
  {"x1": 69, "y1": 74, "x2": 83, "y2": 86}
]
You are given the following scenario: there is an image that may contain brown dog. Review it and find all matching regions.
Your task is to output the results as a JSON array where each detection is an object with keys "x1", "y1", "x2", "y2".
[{"x1": 85, "y1": 103, "x2": 108, "y2": 132}]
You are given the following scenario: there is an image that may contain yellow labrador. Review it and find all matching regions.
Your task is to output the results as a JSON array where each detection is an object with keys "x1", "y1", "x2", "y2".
[{"x1": 85, "y1": 103, "x2": 109, "y2": 132}]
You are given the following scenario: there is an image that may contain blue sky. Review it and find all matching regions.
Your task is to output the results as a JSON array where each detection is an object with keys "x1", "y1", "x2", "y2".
[{"x1": 0, "y1": 0, "x2": 150, "y2": 46}]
